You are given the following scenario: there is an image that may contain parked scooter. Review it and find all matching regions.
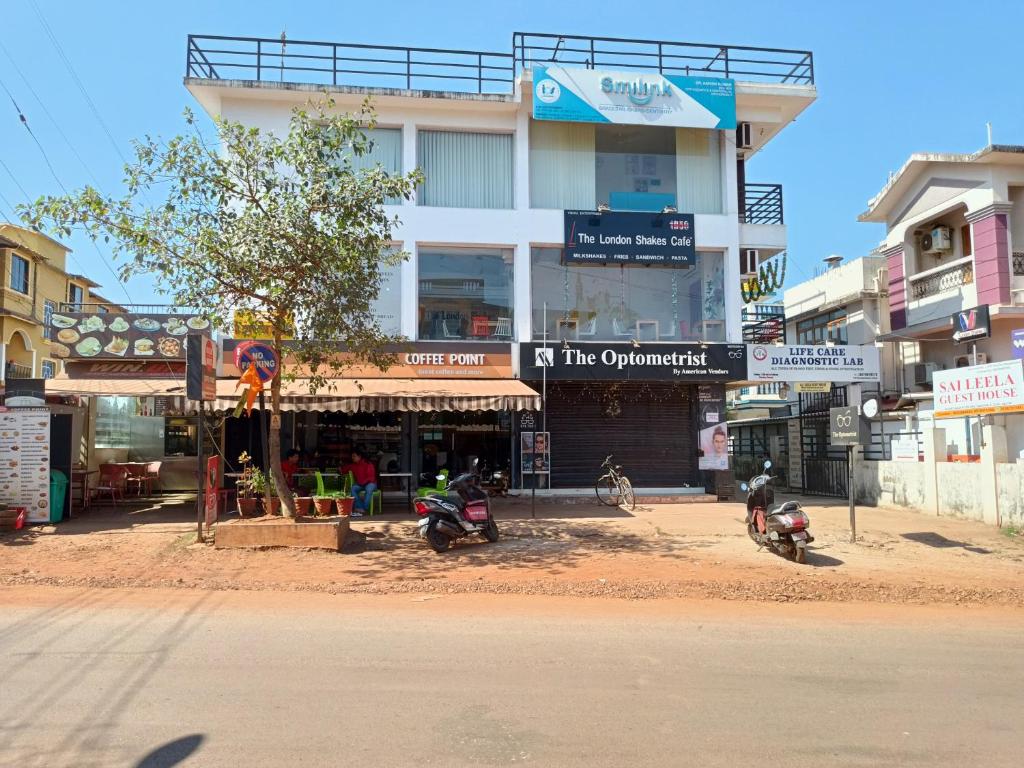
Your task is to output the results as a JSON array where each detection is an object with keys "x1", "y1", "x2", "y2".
[
  {"x1": 414, "y1": 461, "x2": 500, "y2": 553},
  {"x1": 740, "y1": 460, "x2": 814, "y2": 564}
]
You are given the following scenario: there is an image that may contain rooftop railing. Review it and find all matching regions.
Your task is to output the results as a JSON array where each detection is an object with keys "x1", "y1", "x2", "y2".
[{"x1": 185, "y1": 32, "x2": 815, "y2": 92}]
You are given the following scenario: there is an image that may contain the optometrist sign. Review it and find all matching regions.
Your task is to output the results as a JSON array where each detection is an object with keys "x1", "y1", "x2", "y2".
[
  {"x1": 532, "y1": 66, "x2": 736, "y2": 130},
  {"x1": 519, "y1": 342, "x2": 746, "y2": 381},
  {"x1": 830, "y1": 406, "x2": 866, "y2": 446},
  {"x1": 747, "y1": 344, "x2": 880, "y2": 383}
]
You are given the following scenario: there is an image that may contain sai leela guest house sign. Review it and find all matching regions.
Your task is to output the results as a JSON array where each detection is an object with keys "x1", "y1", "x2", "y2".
[
  {"x1": 932, "y1": 359, "x2": 1024, "y2": 419},
  {"x1": 746, "y1": 344, "x2": 880, "y2": 383}
]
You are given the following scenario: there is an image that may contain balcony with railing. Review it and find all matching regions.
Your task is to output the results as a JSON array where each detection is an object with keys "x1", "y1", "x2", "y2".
[
  {"x1": 185, "y1": 33, "x2": 815, "y2": 94},
  {"x1": 908, "y1": 257, "x2": 974, "y2": 301},
  {"x1": 742, "y1": 304, "x2": 786, "y2": 344},
  {"x1": 3, "y1": 362, "x2": 33, "y2": 380},
  {"x1": 740, "y1": 183, "x2": 784, "y2": 225}
]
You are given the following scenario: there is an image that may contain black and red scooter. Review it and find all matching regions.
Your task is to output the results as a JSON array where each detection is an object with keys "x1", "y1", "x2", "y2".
[
  {"x1": 414, "y1": 462, "x2": 500, "y2": 553},
  {"x1": 741, "y1": 460, "x2": 814, "y2": 564}
]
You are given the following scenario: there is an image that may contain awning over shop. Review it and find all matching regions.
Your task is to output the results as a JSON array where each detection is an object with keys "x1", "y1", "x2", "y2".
[
  {"x1": 45, "y1": 375, "x2": 186, "y2": 397},
  {"x1": 46, "y1": 375, "x2": 540, "y2": 413},
  {"x1": 211, "y1": 378, "x2": 541, "y2": 413}
]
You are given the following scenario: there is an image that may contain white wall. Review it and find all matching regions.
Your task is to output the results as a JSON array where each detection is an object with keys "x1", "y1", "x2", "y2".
[{"x1": 216, "y1": 92, "x2": 748, "y2": 343}]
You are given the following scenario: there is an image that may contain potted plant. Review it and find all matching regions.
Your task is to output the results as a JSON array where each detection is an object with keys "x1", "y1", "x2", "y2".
[
  {"x1": 252, "y1": 470, "x2": 282, "y2": 516},
  {"x1": 235, "y1": 452, "x2": 259, "y2": 518},
  {"x1": 294, "y1": 475, "x2": 315, "y2": 518},
  {"x1": 333, "y1": 491, "x2": 354, "y2": 517},
  {"x1": 312, "y1": 471, "x2": 335, "y2": 517}
]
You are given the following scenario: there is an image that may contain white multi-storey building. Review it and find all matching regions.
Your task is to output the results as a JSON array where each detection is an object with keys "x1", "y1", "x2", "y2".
[{"x1": 185, "y1": 32, "x2": 816, "y2": 490}]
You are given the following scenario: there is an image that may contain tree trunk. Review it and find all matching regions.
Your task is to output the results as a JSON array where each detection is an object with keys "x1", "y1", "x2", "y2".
[{"x1": 269, "y1": 325, "x2": 295, "y2": 517}]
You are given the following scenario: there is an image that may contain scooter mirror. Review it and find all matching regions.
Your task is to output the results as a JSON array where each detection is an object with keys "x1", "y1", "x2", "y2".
[
  {"x1": 436, "y1": 475, "x2": 446, "y2": 481},
  {"x1": 740, "y1": 482, "x2": 749, "y2": 492},
  {"x1": 763, "y1": 460, "x2": 773, "y2": 470}
]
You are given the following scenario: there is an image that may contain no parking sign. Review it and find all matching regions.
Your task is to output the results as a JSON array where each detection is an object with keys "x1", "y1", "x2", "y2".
[{"x1": 234, "y1": 341, "x2": 280, "y2": 383}]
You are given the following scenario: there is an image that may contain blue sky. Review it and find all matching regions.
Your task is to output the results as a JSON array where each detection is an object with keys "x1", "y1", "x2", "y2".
[{"x1": 2, "y1": 0, "x2": 1022, "y2": 302}]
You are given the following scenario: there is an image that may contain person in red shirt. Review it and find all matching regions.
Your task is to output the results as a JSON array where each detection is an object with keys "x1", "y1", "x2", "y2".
[
  {"x1": 344, "y1": 447, "x2": 377, "y2": 517},
  {"x1": 281, "y1": 449, "x2": 301, "y2": 489}
]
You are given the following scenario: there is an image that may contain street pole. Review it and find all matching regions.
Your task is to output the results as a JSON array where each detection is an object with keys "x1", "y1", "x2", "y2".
[
  {"x1": 847, "y1": 444, "x2": 856, "y2": 543},
  {"x1": 258, "y1": 389, "x2": 271, "y2": 490},
  {"x1": 196, "y1": 403, "x2": 205, "y2": 543}
]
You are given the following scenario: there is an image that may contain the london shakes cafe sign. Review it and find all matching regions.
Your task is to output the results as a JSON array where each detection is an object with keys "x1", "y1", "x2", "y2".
[
  {"x1": 519, "y1": 342, "x2": 746, "y2": 380},
  {"x1": 563, "y1": 210, "x2": 696, "y2": 267}
]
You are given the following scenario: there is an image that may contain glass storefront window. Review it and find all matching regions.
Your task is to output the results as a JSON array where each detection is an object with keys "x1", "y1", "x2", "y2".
[
  {"x1": 530, "y1": 247, "x2": 725, "y2": 342},
  {"x1": 371, "y1": 258, "x2": 402, "y2": 335},
  {"x1": 95, "y1": 397, "x2": 133, "y2": 449},
  {"x1": 529, "y1": 121, "x2": 722, "y2": 214},
  {"x1": 797, "y1": 309, "x2": 848, "y2": 345},
  {"x1": 418, "y1": 248, "x2": 514, "y2": 340}
]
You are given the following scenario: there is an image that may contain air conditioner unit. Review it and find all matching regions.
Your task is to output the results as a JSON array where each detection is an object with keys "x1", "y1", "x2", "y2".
[
  {"x1": 740, "y1": 249, "x2": 759, "y2": 276},
  {"x1": 736, "y1": 122, "x2": 753, "y2": 149},
  {"x1": 955, "y1": 353, "x2": 988, "y2": 368},
  {"x1": 913, "y1": 362, "x2": 939, "y2": 385},
  {"x1": 921, "y1": 226, "x2": 953, "y2": 254}
]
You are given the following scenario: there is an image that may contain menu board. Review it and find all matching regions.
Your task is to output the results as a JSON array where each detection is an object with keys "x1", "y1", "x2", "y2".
[
  {"x1": 48, "y1": 311, "x2": 209, "y2": 360},
  {"x1": 0, "y1": 408, "x2": 51, "y2": 523}
]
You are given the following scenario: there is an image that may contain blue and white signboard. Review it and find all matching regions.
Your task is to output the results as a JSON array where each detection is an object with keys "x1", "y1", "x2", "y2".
[
  {"x1": 1013, "y1": 328, "x2": 1024, "y2": 359},
  {"x1": 532, "y1": 66, "x2": 736, "y2": 130}
]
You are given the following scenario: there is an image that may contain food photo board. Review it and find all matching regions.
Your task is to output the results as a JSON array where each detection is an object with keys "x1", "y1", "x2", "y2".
[{"x1": 49, "y1": 312, "x2": 210, "y2": 360}]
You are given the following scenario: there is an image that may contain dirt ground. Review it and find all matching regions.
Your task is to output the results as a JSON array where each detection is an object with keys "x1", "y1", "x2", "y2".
[{"x1": 2, "y1": 492, "x2": 1023, "y2": 606}]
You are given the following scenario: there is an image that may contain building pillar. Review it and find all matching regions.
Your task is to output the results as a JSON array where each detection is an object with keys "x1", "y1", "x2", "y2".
[
  {"x1": 980, "y1": 419, "x2": 1008, "y2": 526},
  {"x1": 881, "y1": 244, "x2": 906, "y2": 331},
  {"x1": 967, "y1": 203, "x2": 1014, "y2": 307},
  {"x1": 922, "y1": 423, "x2": 946, "y2": 515},
  {"x1": 400, "y1": 120, "x2": 419, "y2": 340}
]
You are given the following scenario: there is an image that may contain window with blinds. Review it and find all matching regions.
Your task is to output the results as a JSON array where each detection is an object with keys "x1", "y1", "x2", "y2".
[{"x1": 417, "y1": 130, "x2": 513, "y2": 209}]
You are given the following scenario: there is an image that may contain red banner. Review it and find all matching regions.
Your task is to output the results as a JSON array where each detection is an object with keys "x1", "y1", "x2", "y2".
[{"x1": 204, "y1": 455, "x2": 220, "y2": 527}]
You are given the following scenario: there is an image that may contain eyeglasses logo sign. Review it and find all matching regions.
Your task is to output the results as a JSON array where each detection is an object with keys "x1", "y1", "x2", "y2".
[{"x1": 836, "y1": 414, "x2": 852, "y2": 427}]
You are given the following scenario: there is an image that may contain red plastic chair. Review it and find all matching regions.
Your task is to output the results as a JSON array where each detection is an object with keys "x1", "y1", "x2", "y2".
[
  {"x1": 95, "y1": 466, "x2": 128, "y2": 506},
  {"x1": 471, "y1": 316, "x2": 490, "y2": 337}
]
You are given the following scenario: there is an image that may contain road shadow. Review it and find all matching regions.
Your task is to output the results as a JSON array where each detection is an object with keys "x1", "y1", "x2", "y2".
[
  {"x1": 900, "y1": 531, "x2": 992, "y2": 555},
  {"x1": 135, "y1": 734, "x2": 204, "y2": 767},
  {"x1": 805, "y1": 549, "x2": 845, "y2": 567}
]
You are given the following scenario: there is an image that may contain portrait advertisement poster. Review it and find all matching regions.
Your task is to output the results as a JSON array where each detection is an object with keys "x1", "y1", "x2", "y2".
[
  {"x1": 0, "y1": 407, "x2": 51, "y2": 523},
  {"x1": 520, "y1": 431, "x2": 551, "y2": 474},
  {"x1": 697, "y1": 384, "x2": 728, "y2": 470}
]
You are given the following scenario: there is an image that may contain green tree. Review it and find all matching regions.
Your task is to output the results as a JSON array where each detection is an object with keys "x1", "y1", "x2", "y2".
[{"x1": 23, "y1": 97, "x2": 421, "y2": 516}]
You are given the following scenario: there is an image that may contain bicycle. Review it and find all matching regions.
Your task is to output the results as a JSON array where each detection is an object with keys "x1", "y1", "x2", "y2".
[{"x1": 595, "y1": 455, "x2": 635, "y2": 511}]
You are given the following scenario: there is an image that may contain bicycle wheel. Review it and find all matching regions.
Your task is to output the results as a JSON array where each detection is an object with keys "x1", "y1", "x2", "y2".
[
  {"x1": 618, "y1": 476, "x2": 636, "y2": 511},
  {"x1": 595, "y1": 474, "x2": 619, "y2": 506}
]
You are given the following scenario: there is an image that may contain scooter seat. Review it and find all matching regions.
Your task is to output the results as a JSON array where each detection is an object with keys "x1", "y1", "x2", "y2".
[{"x1": 767, "y1": 501, "x2": 801, "y2": 517}]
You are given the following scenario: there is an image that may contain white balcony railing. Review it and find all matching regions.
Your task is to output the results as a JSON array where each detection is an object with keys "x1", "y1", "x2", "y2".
[{"x1": 908, "y1": 256, "x2": 973, "y2": 300}]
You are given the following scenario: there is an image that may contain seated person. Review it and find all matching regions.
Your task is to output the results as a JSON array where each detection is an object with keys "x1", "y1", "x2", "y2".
[
  {"x1": 281, "y1": 449, "x2": 301, "y2": 489},
  {"x1": 343, "y1": 447, "x2": 377, "y2": 517}
]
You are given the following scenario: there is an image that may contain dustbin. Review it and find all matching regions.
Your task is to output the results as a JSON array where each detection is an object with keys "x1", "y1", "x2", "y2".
[{"x1": 49, "y1": 469, "x2": 68, "y2": 523}]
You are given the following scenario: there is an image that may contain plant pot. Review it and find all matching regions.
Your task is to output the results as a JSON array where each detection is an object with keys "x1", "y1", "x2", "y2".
[
  {"x1": 236, "y1": 497, "x2": 258, "y2": 518},
  {"x1": 265, "y1": 497, "x2": 282, "y2": 516},
  {"x1": 295, "y1": 497, "x2": 313, "y2": 518},
  {"x1": 313, "y1": 498, "x2": 334, "y2": 517},
  {"x1": 335, "y1": 497, "x2": 354, "y2": 517}
]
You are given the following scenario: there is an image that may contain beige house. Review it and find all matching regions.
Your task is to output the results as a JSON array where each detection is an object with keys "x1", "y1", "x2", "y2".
[{"x1": 0, "y1": 223, "x2": 102, "y2": 383}]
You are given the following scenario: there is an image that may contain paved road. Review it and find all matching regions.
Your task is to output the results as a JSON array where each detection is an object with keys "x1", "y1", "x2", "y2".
[{"x1": 1, "y1": 588, "x2": 1022, "y2": 767}]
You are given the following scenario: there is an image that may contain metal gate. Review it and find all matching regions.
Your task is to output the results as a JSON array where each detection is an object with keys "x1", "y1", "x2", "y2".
[{"x1": 799, "y1": 387, "x2": 849, "y2": 497}]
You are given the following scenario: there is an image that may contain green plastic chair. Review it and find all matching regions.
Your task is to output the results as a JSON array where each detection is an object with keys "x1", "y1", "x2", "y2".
[
  {"x1": 417, "y1": 469, "x2": 448, "y2": 498},
  {"x1": 346, "y1": 471, "x2": 381, "y2": 516}
]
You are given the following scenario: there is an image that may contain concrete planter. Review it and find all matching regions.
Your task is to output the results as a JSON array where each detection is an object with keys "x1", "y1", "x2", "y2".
[{"x1": 215, "y1": 516, "x2": 350, "y2": 551}]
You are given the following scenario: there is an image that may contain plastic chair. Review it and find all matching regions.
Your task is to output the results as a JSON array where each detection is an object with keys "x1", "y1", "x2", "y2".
[
  {"x1": 124, "y1": 463, "x2": 150, "y2": 496},
  {"x1": 95, "y1": 466, "x2": 128, "y2": 506},
  {"x1": 417, "y1": 469, "x2": 448, "y2": 497},
  {"x1": 145, "y1": 461, "x2": 162, "y2": 494},
  {"x1": 471, "y1": 315, "x2": 490, "y2": 337}
]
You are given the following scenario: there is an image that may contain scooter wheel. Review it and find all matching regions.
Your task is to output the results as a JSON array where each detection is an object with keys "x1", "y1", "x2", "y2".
[
  {"x1": 482, "y1": 519, "x2": 499, "y2": 543},
  {"x1": 794, "y1": 545, "x2": 807, "y2": 564},
  {"x1": 426, "y1": 525, "x2": 451, "y2": 553}
]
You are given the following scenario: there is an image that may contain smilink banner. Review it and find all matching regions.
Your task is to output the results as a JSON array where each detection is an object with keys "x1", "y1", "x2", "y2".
[{"x1": 532, "y1": 66, "x2": 736, "y2": 129}]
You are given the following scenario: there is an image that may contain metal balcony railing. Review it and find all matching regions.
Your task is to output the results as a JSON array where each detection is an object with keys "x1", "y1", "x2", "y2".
[
  {"x1": 185, "y1": 33, "x2": 815, "y2": 92},
  {"x1": 512, "y1": 33, "x2": 814, "y2": 85},
  {"x1": 4, "y1": 362, "x2": 33, "y2": 379},
  {"x1": 1013, "y1": 252, "x2": 1024, "y2": 276},
  {"x1": 908, "y1": 258, "x2": 974, "y2": 300},
  {"x1": 741, "y1": 304, "x2": 786, "y2": 344},
  {"x1": 186, "y1": 35, "x2": 516, "y2": 94},
  {"x1": 741, "y1": 183, "x2": 784, "y2": 225},
  {"x1": 57, "y1": 303, "x2": 192, "y2": 314}
]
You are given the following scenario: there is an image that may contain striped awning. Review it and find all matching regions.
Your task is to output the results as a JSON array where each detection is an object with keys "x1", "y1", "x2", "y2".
[
  {"x1": 212, "y1": 377, "x2": 539, "y2": 413},
  {"x1": 45, "y1": 375, "x2": 540, "y2": 413}
]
